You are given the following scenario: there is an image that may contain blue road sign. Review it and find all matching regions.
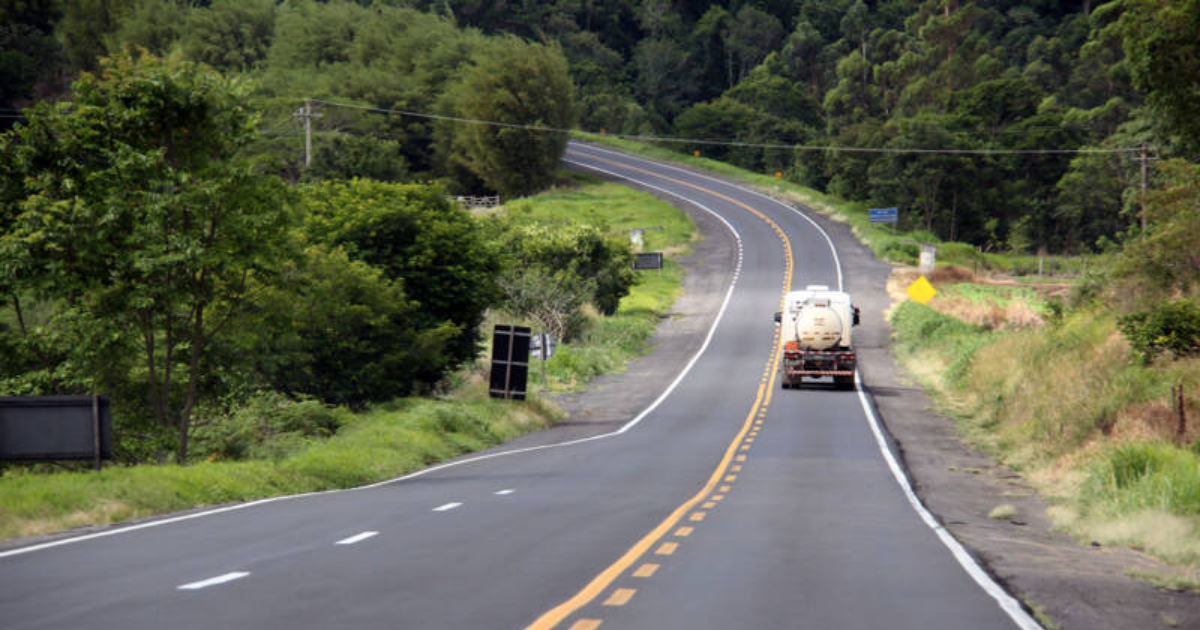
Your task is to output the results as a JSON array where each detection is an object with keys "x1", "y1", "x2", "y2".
[{"x1": 869, "y1": 207, "x2": 898, "y2": 223}]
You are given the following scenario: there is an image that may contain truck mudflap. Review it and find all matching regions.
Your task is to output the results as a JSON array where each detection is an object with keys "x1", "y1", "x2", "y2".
[{"x1": 786, "y1": 369, "x2": 855, "y2": 377}]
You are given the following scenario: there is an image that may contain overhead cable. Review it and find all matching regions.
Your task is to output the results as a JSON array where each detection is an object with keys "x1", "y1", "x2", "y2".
[{"x1": 311, "y1": 98, "x2": 1144, "y2": 156}]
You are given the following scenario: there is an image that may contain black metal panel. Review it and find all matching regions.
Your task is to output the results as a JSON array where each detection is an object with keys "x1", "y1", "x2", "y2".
[
  {"x1": 633, "y1": 252, "x2": 664, "y2": 270},
  {"x1": 0, "y1": 396, "x2": 112, "y2": 461},
  {"x1": 489, "y1": 325, "x2": 530, "y2": 400}
]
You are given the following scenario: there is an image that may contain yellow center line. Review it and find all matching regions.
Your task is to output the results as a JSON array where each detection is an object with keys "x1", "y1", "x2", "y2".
[
  {"x1": 689, "y1": 512, "x2": 707, "y2": 522},
  {"x1": 568, "y1": 620, "x2": 602, "y2": 630},
  {"x1": 675, "y1": 526, "x2": 694, "y2": 537},
  {"x1": 711, "y1": 494, "x2": 725, "y2": 501},
  {"x1": 522, "y1": 150, "x2": 795, "y2": 630},
  {"x1": 719, "y1": 485, "x2": 731, "y2": 493},
  {"x1": 702, "y1": 500, "x2": 717, "y2": 508}
]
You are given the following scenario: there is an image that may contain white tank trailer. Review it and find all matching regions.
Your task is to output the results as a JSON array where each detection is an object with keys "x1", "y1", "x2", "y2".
[{"x1": 774, "y1": 285, "x2": 860, "y2": 390}]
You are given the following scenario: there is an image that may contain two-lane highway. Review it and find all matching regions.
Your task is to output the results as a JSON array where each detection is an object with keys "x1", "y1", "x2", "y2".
[{"x1": 0, "y1": 143, "x2": 1038, "y2": 630}]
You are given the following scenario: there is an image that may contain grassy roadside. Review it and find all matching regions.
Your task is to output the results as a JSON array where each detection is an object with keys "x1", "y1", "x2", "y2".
[
  {"x1": 574, "y1": 132, "x2": 1085, "y2": 276},
  {"x1": 888, "y1": 279, "x2": 1200, "y2": 566},
  {"x1": 496, "y1": 176, "x2": 695, "y2": 391},
  {"x1": 0, "y1": 175, "x2": 697, "y2": 543}
]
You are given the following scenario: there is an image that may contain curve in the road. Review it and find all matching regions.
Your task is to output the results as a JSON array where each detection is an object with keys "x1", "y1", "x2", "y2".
[{"x1": 559, "y1": 142, "x2": 1041, "y2": 630}]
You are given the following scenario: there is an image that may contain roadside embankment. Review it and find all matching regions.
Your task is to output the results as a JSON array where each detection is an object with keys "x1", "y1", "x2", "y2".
[{"x1": 888, "y1": 268, "x2": 1200, "y2": 575}]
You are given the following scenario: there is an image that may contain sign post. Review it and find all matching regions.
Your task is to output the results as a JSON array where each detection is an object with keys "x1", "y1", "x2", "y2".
[
  {"x1": 633, "y1": 252, "x2": 664, "y2": 276},
  {"x1": 530, "y1": 333, "x2": 557, "y2": 386},
  {"x1": 869, "y1": 207, "x2": 899, "y2": 233}
]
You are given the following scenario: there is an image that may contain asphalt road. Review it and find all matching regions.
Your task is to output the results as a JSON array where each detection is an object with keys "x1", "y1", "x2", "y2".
[{"x1": 0, "y1": 143, "x2": 1037, "y2": 630}]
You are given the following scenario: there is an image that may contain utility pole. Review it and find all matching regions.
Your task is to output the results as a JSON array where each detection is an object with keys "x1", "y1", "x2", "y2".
[
  {"x1": 1139, "y1": 142, "x2": 1148, "y2": 234},
  {"x1": 294, "y1": 99, "x2": 322, "y2": 168}
]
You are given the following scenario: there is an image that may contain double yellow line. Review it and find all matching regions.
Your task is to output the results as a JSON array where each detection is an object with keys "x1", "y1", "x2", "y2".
[{"x1": 522, "y1": 154, "x2": 795, "y2": 630}]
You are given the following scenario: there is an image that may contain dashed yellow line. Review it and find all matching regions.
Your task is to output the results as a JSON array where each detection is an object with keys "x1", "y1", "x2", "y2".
[
  {"x1": 689, "y1": 512, "x2": 707, "y2": 522},
  {"x1": 675, "y1": 526, "x2": 694, "y2": 537},
  {"x1": 603, "y1": 589, "x2": 636, "y2": 607},
  {"x1": 568, "y1": 620, "x2": 602, "y2": 630},
  {"x1": 633, "y1": 563, "x2": 659, "y2": 578},
  {"x1": 522, "y1": 150, "x2": 794, "y2": 630},
  {"x1": 702, "y1": 500, "x2": 717, "y2": 509},
  {"x1": 711, "y1": 494, "x2": 725, "y2": 501}
]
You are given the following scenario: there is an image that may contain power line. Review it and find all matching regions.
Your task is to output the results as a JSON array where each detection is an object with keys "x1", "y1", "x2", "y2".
[{"x1": 311, "y1": 98, "x2": 1144, "y2": 156}]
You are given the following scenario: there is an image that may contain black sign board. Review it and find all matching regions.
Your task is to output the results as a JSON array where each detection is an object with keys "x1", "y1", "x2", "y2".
[
  {"x1": 0, "y1": 396, "x2": 112, "y2": 467},
  {"x1": 633, "y1": 252, "x2": 664, "y2": 270},
  {"x1": 489, "y1": 325, "x2": 531, "y2": 400}
]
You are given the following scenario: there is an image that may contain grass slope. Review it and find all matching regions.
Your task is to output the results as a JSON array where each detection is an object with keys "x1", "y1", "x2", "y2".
[{"x1": 890, "y1": 299, "x2": 1200, "y2": 565}]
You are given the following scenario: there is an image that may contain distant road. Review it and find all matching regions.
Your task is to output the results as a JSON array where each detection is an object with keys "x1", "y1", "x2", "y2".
[{"x1": 0, "y1": 143, "x2": 1036, "y2": 630}]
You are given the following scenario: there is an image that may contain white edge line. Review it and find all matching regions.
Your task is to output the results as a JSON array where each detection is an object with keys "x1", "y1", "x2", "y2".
[
  {"x1": 853, "y1": 376, "x2": 1043, "y2": 629},
  {"x1": 433, "y1": 502, "x2": 463, "y2": 512},
  {"x1": 494, "y1": 489, "x2": 515, "y2": 495},
  {"x1": 335, "y1": 531, "x2": 379, "y2": 545},
  {"x1": 570, "y1": 142, "x2": 844, "y2": 291},
  {"x1": 177, "y1": 571, "x2": 250, "y2": 591},
  {"x1": 0, "y1": 151, "x2": 746, "y2": 561}
]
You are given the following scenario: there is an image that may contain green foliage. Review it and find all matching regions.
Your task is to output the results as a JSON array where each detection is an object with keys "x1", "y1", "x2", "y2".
[
  {"x1": 179, "y1": 0, "x2": 275, "y2": 73},
  {"x1": 297, "y1": 180, "x2": 500, "y2": 367},
  {"x1": 1119, "y1": 300, "x2": 1200, "y2": 363},
  {"x1": 302, "y1": 134, "x2": 409, "y2": 183},
  {"x1": 191, "y1": 391, "x2": 349, "y2": 461},
  {"x1": 0, "y1": 390, "x2": 559, "y2": 540},
  {"x1": 252, "y1": 245, "x2": 459, "y2": 405},
  {"x1": 493, "y1": 216, "x2": 635, "y2": 318},
  {"x1": 1113, "y1": 160, "x2": 1200, "y2": 298},
  {"x1": 1081, "y1": 443, "x2": 1200, "y2": 518},
  {"x1": 0, "y1": 50, "x2": 292, "y2": 461},
  {"x1": 446, "y1": 38, "x2": 574, "y2": 197},
  {"x1": 1115, "y1": 0, "x2": 1200, "y2": 155}
]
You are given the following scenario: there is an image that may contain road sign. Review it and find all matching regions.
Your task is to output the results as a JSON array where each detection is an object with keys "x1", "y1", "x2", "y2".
[
  {"x1": 906, "y1": 276, "x2": 937, "y2": 304},
  {"x1": 869, "y1": 207, "x2": 898, "y2": 223},
  {"x1": 1, "y1": 396, "x2": 112, "y2": 469},
  {"x1": 489, "y1": 325, "x2": 530, "y2": 400},
  {"x1": 530, "y1": 333, "x2": 556, "y2": 361},
  {"x1": 633, "y1": 252, "x2": 664, "y2": 270}
]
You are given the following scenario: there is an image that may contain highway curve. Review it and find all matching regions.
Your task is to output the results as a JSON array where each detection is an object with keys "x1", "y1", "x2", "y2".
[{"x1": 0, "y1": 143, "x2": 1038, "y2": 630}]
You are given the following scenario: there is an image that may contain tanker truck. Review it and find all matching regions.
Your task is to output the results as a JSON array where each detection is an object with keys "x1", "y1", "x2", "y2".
[{"x1": 773, "y1": 285, "x2": 860, "y2": 390}]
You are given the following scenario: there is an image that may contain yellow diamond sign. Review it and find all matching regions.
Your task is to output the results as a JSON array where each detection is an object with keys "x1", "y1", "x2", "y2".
[{"x1": 906, "y1": 276, "x2": 937, "y2": 304}]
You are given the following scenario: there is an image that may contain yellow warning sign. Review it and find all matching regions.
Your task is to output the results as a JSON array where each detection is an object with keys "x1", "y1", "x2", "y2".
[{"x1": 906, "y1": 276, "x2": 937, "y2": 304}]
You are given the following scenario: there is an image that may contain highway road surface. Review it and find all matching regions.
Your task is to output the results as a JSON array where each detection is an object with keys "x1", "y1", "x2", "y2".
[{"x1": 0, "y1": 143, "x2": 1040, "y2": 630}]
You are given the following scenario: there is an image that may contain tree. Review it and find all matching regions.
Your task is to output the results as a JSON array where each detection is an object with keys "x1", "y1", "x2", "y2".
[
  {"x1": 252, "y1": 245, "x2": 459, "y2": 406},
  {"x1": 180, "y1": 0, "x2": 275, "y2": 72},
  {"x1": 0, "y1": 50, "x2": 292, "y2": 462},
  {"x1": 1114, "y1": 0, "x2": 1200, "y2": 155},
  {"x1": 298, "y1": 180, "x2": 500, "y2": 369},
  {"x1": 1114, "y1": 159, "x2": 1200, "y2": 297},
  {"x1": 446, "y1": 38, "x2": 574, "y2": 197}
]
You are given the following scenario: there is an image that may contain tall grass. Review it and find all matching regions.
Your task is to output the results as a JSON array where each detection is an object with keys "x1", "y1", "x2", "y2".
[{"x1": 890, "y1": 294, "x2": 1200, "y2": 564}]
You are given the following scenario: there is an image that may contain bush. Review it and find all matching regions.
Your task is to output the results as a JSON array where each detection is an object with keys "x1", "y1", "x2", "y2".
[
  {"x1": 191, "y1": 391, "x2": 349, "y2": 461},
  {"x1": 1119, "y1": 299, "x2": 1200, "y2": 363},
  {"x1": 298, "y1": 180, "x2": 500, "y2": 368},
  {"x1": 1080, "y1": 442, "x2": 1200, "y2": 517},
  {"x1": 253, "y1": 245, "x2": 459, "y2": 406}
]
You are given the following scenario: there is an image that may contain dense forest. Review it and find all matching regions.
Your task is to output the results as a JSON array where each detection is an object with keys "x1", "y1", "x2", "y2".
[
  {"x1": 1, "y1": 0, "x2": 1197, "y2": 463},
  {"x1": 3, "y1": 0, "x2": 1197, "y2": 253}
]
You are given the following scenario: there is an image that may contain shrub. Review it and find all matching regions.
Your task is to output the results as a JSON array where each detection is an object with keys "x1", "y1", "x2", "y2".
[
  {"x1": 252, "y1": 245, "x2": 459, "y2": 406},
  {"x1": 191, "y1": 391, "x2": 349, "y2": 461},
  {"x1": 1119, "y1": 299, "x2": 1200, "y2": 363}
]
